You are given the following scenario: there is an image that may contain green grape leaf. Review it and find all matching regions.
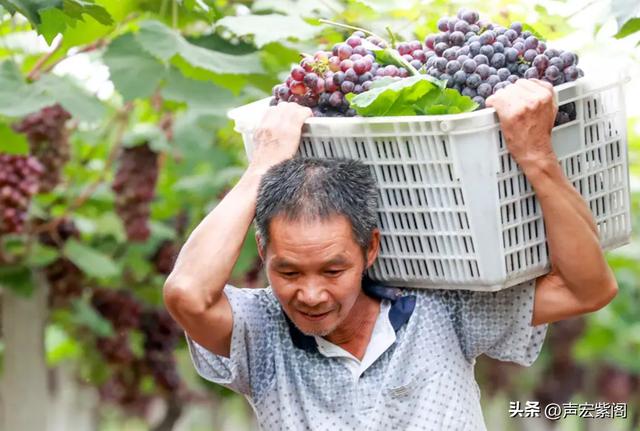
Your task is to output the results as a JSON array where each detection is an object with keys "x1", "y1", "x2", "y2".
[
  {"x1": 0, "y1": 0, "x2": 62, "y2": 25},
  {"x1": 0, "y1": 60, "x2": 52, "y2": 117},
  {"x1": 0, "y1": 265, "x2": 34, "y2": 296},
  {"x1": 215, "y1": 14, "x2": 322, "y2": 48},
  {"x1": 345, "y1": 75, "x2": 437, "y2": 116},
  {"x1": 611, "y1": 0, "x2": 640, "y2": 32},
  {"x1": 414, "y1": 88, "x2": 478, "y2": 115},
  {"x1": 161, "y1": 67, "x2": 234, "y2": 112},
  {"x1": 0, "y1": 122, "x2": 29, "y2": 155},
  {"x1": 135, "y1": 20, "x2": 263, "y2": 75},
  {"x1": 103, "y1": 33, "x2": 167, "y2": 101},
  {"x1": 522, "y1": 24, "x2": 546, "y2": 42},
  {"x1": 26, "y1": 243, "x2": 60, "y2": 267},
  {"x1": 63, "y1": 239, "x2": 120, "y2": 278},
  {"x1": 122, "y1": 123, "x2": 170, "y2": 152},
  {"x1": 615, "y1": 18, "x2": 640, "y2": 39},
  {"x1": 62, "y1": 0, "x2": 113, "y2": 26},
  {"x1": 36, "y1": 73, "x2": 106, "y2": 122},
  {"x1": 37, "y1": 7, "x2": 70, "y2": 44}
]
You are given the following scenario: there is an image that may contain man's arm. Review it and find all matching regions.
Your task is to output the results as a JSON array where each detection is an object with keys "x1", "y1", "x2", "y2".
[
  {"x1": 163, "y1": 103, "x2": 312, "y2": 357},
  {"x1": 486, "y1": 79, "x2": 618, "y2": 326}
]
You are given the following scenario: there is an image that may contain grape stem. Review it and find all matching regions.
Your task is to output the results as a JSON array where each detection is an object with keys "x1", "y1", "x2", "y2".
[
  {"x1": 319, "y1": 19, "x2": 387, "y2": 43},
  {"x1": 385, "y1": 26, "x2": 397, "y2": 48}
]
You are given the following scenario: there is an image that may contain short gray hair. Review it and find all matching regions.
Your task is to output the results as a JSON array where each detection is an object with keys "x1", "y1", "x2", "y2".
[{"x1": 255, "y1": 157, "x2": 379, "y2": 256}]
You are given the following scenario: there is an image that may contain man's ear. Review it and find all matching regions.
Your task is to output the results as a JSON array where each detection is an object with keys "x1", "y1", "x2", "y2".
[
  {"x1": 365, "y1": 228, "x2": 380, "y2": 270},
  {"x1": 255, "y1": 232, "x2": 265, "y2": 261}
]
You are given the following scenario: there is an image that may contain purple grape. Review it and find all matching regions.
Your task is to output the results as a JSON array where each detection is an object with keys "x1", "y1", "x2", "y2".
[
  {"x1": 470, "y1": 24, "x2": 480, "y2": 33},
  {"x1": 544, "y1": 48, "x2": 559, "y2": 58},
  {"x1": 505, "y1": 29, "x2": 518, "y2": 41},
  {"x1": 435, "y1": 32, "x2": 450, "y2": 44},
  {"x1": 549, "y1": 57, "x2": 564, "y2": 70},
  {"x1": 497, "y1": 68, "x2": 510, "y2": 81},
  {"x1": 435, "y1": 42, "x2": 449, "y2": 56},
  {"x1": 477, "y1": 83, "x2": 492, "y2": 98},
  {"x1": 510, "y1": 22, "x2": 523, "y2": 34},
  {"x1": 328, "y1": 91, "x2": 343, "y2": 107},
  {"x1": 476, "y1": 64, "x2": 491, "y2": 79},
  {"x1": 333, "y1": 71, "x2": 345, "y2": 85},
  {"x1": 441, "y1": 73, "x2": 453, "y2": 87},
  {"x1": 487, "y1": 75, "x2": 501, "y2": 87},
  {"x1": 564, "y1": 65, "x2": 579, "y2": 81},
  {"x1": 533, "y1": 54, "x2": 549, "y2": 72},
  {"x1": 453, "y1": 70, "x2": 467, "y2": 84},
  {"x1": 454, "y1": 21, "x2": 470, "y2": 34},
  {"x1": 443, "y1": 47, "x2": 458, "y2": 61},
  {"x1": 517, "y1": 63, "x2": 529, "y2": 76},
  {"x1": 466, "y1": 73, "x2": 481, "y2": 88},
  {"x1": 446, "y1": 60, "x2": 462, "y2": 74},
  {"x1": 524, "y1": 49, "x2": 537, "y2": 63},
  {"x1": 353, "y1": 60, "x2": 367, "y2": 75},
  {"x1": 474, "y1": 54, "x2": 489, "y2": 65},
  {"x1": 409, "y1": 40, "x2": 422, "y2": 51},
  {"x1": 435, "y1": 57, "x2": 448, "y2": 72},
  {"x1": 490, "y1": 52, "x2": 506, "y2": 68},
  {"x1": 469, "y1": 41, "x2": 481, "y2": 56},
  {"x1": 438, "y1": 18, "x2": 449, "y2": 32},
  {"x1": 462, "y1": 87, "x2": 477, "y2": 98},
  {"x1": 346, "y1": 36, "x2": 362, "y2": 47},
  {"x1": 544, "y1": 66, "x2": 561, "y2": 82},
  {"x1": 344, "y1": 68, "x2": 358, "y2": 82},
  {"x1": 473, "y1": 96, "x2": 486, "y2": 108},
  {"x1": 450, "y1": 31, "x2": 465, "y2": 46},
  {"x1": 524, "y1": 67, "x2": 539, "y2": 79},
  {"x1": 505, "y1": 48, "x2": 519, "y2": 63},
  {"x1": 524, "y1": 36, "x2": 539, "y2": 50},
  {"x1": 463, "y1": 59, "x2": 477, "y2": 73},
  {"x1": 480, "y1": 30, "x2": 496, "y2": 45},
  {"x1": 410, "y1": 59, "x2": 423, "y2": 70},
  {"x1": 397, "y1": 42, "x2": 411, "y2": 55},
  {"x1": 493, "y1": 41, "x2": 505, "y2": 53},
  {"x1": 508, "y1": 75, "x2": 519, "y2": 83},
  {"x1": 341, "y1": 80, "x2": 355, "y2": 93},
  {"x1": 425, "y1": 35, "x2": 436, "y2": 49},
  {"x1": 560, "y1": 51, "x2": 576, "y2": 68},
  {"x1": 461, "y1": 10, "x2": 479, "y2": 24},
  {"x1": 384, "y1": 64, "x2": 399, "y2": 76},
  {"x1": 480, "y1": 44, "x2": 494, "y2": 57}
]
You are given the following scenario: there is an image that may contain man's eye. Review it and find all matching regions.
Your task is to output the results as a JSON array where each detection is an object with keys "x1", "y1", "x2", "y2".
[
  {"x1": 325, "y1": 270, "x2": 344, "y2": 276},
  {"x1": 281, "y1": 272, "x2": 299, "y2": 277}
]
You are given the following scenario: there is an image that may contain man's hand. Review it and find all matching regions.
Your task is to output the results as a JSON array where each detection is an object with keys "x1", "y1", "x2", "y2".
[
  {"x1": 249, "y1": 102, "x2": 313, "y2": 173},
  {"x1": 486, "y1": 79, "x2": 558, "y2": 170}
]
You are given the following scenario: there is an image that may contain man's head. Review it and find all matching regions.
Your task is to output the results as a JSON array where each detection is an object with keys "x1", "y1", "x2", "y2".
[{"x1": 254, "y1": 157, "x2": 380, "y2": 337}]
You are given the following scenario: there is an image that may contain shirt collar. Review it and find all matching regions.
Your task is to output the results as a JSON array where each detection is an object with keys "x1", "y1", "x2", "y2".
[{"x1": 283, "y1": 276, "x2": 416, "y2": 353}]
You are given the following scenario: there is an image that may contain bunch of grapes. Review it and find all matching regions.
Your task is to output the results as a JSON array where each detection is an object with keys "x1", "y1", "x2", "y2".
[
  {"x1": 111, "y1": 143, "x2": 159, "y2": 242},
  {"x1": 13, "y1": 104, "x2": 71, "y2": 192},
  {"x1": 45, "y1": 258, "x2": 84, "y2": 308},
  {"x1": 96, "y1": 331, "x2": 136, "y2": 365},
  {"x1": 140, "y1": 309, "x2": 182, "y2": 392},
  {"x1": 152, "y1": 240, "x2": 178, "y2": 275},
  {"x1": 271, "y1": 32, "x2": 430, "y2": 117},
  {"x1": 0, "y1": 154, "x2": 44, "y2": 235},
  {"x1": 422, "y1": 9, "x2": 583, "y2": 112},
  {"x1": 91, "y1": 288, "x2": 143, "y2": 330}
]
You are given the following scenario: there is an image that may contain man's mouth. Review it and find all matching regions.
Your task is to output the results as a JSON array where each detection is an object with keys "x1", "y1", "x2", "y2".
[{"x1": 298, "y1": 309, "x2": 332, "y2": 321}]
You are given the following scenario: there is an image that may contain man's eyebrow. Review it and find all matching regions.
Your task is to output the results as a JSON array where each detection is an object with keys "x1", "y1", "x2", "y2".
[{"x1": 271, "y1": 256, "x2": 350, "y2": 269}]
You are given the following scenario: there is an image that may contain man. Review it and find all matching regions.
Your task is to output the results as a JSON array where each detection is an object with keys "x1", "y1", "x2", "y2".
[{"x1": 163, "y1": 79, "x2": 618, "y2": 430}]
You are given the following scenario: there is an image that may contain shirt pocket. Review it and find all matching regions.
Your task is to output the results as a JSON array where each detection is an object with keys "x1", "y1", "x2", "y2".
[{"x1": 384, "y1": 368, "x2": 443, "y2": 403}]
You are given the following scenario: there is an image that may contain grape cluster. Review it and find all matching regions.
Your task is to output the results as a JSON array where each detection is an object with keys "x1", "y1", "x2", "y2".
[
  {"x1": 91, "y1": 288, "x2": 143, "y2": 330},
  {"x1": 13, "y1": 105, "x2": 71, "y2": 193},
  {"x1": 0, "y1": 154, "x2": 44, "y2": 235},
  {"x1": 422, "y1": 9, "x2": 583, "y2": 111},
  {"x1": 271, "y1": 32, "x2": 429, "y2": 117},
  {"x1": 112, "y1": 143, "x2": 159, "y2": 242},
  {"x1": 45, "y1": 258, "x2": 84, "y2": 308},
  {"x1": 140, "y1": 309, "x2": 182, "y2": 391},
  {"x1": 152, "y1": 240, "x2": 178, "y2": 275}
]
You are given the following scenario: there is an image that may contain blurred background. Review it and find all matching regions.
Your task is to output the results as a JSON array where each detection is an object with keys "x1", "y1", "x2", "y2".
[{"x1": 0, "y1": 0, "x2": 638, "y2": 430}]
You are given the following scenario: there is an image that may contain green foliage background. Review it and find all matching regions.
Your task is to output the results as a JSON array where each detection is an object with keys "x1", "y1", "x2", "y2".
[{"x1": 0, "y1": 0, "x2": 638, "y2": 429}]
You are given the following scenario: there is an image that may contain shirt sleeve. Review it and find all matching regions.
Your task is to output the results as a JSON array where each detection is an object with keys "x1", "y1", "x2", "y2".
[
  {"x1": 184, "y1": 285, "x2": 277, "y2": 398},
  {"x1": 446, "y1": 280, "x2": 548, "y2": 366}
]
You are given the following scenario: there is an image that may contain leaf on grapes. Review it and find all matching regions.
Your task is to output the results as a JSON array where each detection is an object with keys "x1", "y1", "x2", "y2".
[
  {"x1": 36, "y1": 74, "x2": 106, "y2": 122},
  {"x1": 0, "y1": 122, "x2": 30, "y2": 155},
  {"x1": 0, "y1": 265, "x2": 34, "y2": 296},
  {"x1": 0, "y1": 0, "x2": 62, "y2": 25},
  {"x1": 38, "y1": 7, "x2": 70, "y2": 44},
  {"x1": 414, "y1": 88, "x2": 478, "y2": 115},
  {"x1": 346, "y1": 75, "x2": 437, "y2": 116},
  {"x1": 615, "y1": 18, "x2": 640, "y2": 39},
  {"x1": 215, "y1": 13, "x2": 322, "y2": 48},
  {"x1": 0, "y1": 60, "x2": 53, "y2": 117},
  {"x1": 611, "y1": 0, "x2": 640, "y2": 32},
  {"x1": 161, "y1": 67, "x2": 235, "y2": 112},
  {"x1": 122, "y1": 123, "x2": 170, "y2": 153},
  {"x1": 103, "y1": 33, "x2": 167, "y2": 101},
  {"x1": 136, "y1": 20, "x2": 264, "y2": 75},
  {"x1": 63, "y1": 239, "x2": 120, "y2": 278},
  {"x1": 62, "y1": 0, "x2": 113, "y2": 26},
  {"x1": 522, "y1": 24, "x2": 547, "y2": 42}
]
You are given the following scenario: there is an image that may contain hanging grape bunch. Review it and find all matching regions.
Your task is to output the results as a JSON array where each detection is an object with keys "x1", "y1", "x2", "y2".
[
  {"x1": 0, "y1": 154, "x2": 44, "y2": 235},
  {"x1": 270, "y1": 9, "x2": 583, "y2": 126},
  {"x1": 111, "y1": 143, "x2": 159, "y2": 242},
  {"x1": 13, "y1": 104, "x2": 71, "y2": 192},
  {"x1": 422, "y1": 9, "x2": 583, "y2": 122},
  {"x1": 140, "y1": 309, "x2": 182, "y2": 392}
]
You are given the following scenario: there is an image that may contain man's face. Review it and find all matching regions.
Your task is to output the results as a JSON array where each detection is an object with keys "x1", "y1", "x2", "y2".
[{"x1": 258, "y1": 213, "x2": 379, "y2": 337}]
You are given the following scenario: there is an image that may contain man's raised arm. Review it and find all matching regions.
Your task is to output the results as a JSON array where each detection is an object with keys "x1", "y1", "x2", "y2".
[
  {"x1": 163, "y1": 103, "x2": 312, "y2": 357},
  {"x1": 486, "y1": 79, "x2": 618, "y2": 326}
]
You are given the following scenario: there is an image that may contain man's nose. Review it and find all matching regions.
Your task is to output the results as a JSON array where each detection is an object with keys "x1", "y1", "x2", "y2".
[{"x1": 297, "y1": 283, "x2": 329, "y2": 308}]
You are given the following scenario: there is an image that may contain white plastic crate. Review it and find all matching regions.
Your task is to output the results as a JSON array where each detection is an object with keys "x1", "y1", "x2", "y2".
[{"x1": 228, "y1": 74, "x2": 632, "y2": 291}]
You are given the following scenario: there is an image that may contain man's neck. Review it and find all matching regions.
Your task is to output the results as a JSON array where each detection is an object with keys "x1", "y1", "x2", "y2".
[{"x1": 323, "y1": 291, "x2": 381, "y2": 361}]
